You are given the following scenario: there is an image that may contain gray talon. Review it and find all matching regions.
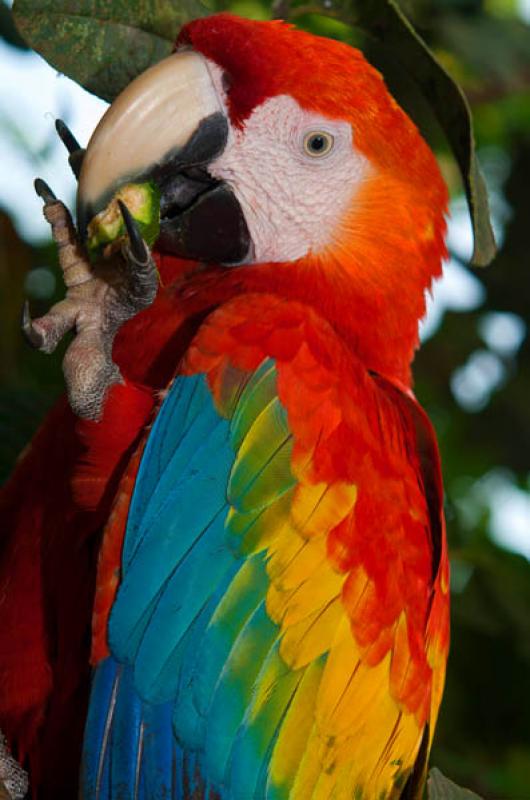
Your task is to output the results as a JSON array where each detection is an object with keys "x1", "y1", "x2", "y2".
[
  {"x1": 118, "y1": 200, "x2": 148, "y2": 264},
  {"x1": 27, "y1": 183, "x2": 158, "y2": 420},
  {"x1": 55, "y1": 118, "x2": 81, "y2": 154},
  {"x1": 21, "y1": 300, "x2": 45, "y2": 350},
  {"x1": 34, "y1": 178, "x2": 56, "y2": 204},
  {"x1": 118, "y1": 200, "x2": 158, "y2": 313},
  {"x1": 55, "y1": 119, "x2": 85, "y2": 179},
  {"x1": 0, "y1": 730, "x2": 28, "y2": 800}
]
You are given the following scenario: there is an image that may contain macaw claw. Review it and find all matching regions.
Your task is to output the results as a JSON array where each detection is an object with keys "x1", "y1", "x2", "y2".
[
  {"x1": 34, "y1": 177, "x2": 56, "y2": 204},
  {"x1": 23, "y1": 179, "x2": 159, "y2": 420},
  {"x1": 0, "y1": 730, "x2": 28, "y2": 800},
  {"x1": 118, "y1": 199, "x2": 148, "y2": 264},
  {"x1": 55, "y1": 119, "x2": 85, "y2": 179},
  {"x1": 21, "y1": 300, "x2": 45, "y2": 350},
  {"x1": 118, "y1": 200, "x2": 159, "y2": 314}
]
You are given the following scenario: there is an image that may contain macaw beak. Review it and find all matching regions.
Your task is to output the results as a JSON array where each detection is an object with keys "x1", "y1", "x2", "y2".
[{"x1": 77, "y1": 50, "x2": 251, "y2": 265}]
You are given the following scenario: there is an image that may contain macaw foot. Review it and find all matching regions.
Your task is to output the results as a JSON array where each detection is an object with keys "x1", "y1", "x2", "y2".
[
  {"x1": 23, "y1": 179, "x2": 158, "y2": 420},
  {"x1": 0, "y1": 732, "x2": 28, "y2": 800}
]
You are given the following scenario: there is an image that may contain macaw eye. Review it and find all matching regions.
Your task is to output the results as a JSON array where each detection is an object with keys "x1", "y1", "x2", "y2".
[{"x1": 303, "y1": 131, "x2": 334, "y2": 158}]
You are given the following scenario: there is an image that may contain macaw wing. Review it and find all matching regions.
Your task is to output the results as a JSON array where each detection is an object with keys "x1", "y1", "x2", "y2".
[{"x1": 81, "y1": 349, "x2": 447, "y2": 800}]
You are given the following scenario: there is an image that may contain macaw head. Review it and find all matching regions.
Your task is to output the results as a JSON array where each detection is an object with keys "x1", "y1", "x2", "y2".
[{"x1": 77, "y1": 13, "x2": 448, "y2": 384}]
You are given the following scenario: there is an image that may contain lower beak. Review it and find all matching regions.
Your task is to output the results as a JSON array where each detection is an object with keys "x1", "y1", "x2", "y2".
[{"x1": 77, "y1": 50, "x2": 251, "y2": 266}]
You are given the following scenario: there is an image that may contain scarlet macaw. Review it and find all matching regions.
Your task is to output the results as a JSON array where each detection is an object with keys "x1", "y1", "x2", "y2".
[{"x1": 0, "y1": 13, "x2": 450, "y2": 799}]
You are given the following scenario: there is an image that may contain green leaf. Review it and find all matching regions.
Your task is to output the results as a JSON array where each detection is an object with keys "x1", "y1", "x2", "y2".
[
  {"x1": 12, "y1": 0, "x2": 497, "y2": 267},
  {"x1": 428, "y1": 768, "x2": 484, "y2": 799},
  {"x1": 303, "y1": 0, "x2": 497, "y2": 267},
  {"x1": 12, "y1": 0, "x2": 212, "y2": 103},
  {"x1": 0, "y1": 2, "x2": 29, "y2": 50}
]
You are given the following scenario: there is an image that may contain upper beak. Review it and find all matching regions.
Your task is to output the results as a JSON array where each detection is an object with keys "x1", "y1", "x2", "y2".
[{"x1": 77, "y1": 50, "x2": 251, "y2": 266}]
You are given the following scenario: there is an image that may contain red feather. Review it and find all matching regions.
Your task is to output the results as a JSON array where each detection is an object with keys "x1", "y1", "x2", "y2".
[{"x1": 0, "y1": 15, "x2": 449, "y2": 797}]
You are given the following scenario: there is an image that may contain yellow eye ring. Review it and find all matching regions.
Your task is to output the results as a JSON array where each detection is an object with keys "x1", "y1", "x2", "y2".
[{"x1": 303, "y1": 131, "x2": 334, "y2": 158}]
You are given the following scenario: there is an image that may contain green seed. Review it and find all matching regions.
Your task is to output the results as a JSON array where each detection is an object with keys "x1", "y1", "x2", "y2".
[{"x1": 86, "y1": 181, "x2": 161, "y2": 259}]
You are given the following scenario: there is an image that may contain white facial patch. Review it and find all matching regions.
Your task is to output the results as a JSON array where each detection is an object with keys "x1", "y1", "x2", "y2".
[{"x1": 208, "y1": 92, "x2": 372, "y2": 263}]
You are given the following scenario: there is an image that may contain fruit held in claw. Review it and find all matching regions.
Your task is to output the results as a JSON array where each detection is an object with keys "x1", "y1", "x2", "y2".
[{"x1": 86, "y1": 182, "x2": 160, "y2": 259}]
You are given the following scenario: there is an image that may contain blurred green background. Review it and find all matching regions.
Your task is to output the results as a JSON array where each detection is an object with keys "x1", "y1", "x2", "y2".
[{"x1": 1, "y1": 0, "x2": 529, "y2": 797}]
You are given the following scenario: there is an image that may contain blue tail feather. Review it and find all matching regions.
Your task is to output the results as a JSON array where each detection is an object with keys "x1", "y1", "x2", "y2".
[
  {"x1": 109, "y1": 665, "x2": 143, "y2": 798},
  {"x1": 81, "y1": 658, "x2": 122, "y2": 799},
  {"x1": 142, "y1": 701, "x2": 175, "y2": 800},
  {"x1": 82, "y1": 659, "x2": 182, "y2": 800}
]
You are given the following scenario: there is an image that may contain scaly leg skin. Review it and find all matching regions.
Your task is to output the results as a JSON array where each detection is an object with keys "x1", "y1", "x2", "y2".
[
  {"x1": 0, "y1": 732, "x2": 28, "y2": 800},
  {"x1": 23, "y1": 180, "x2": 158, "y2": 421}
]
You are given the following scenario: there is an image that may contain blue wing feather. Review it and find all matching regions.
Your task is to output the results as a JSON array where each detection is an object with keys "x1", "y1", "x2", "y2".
[
  {"x1": 109, "y1": 426, "x2": 233, "y2": 662},
  {"x1": 136, "y1": 406, "x2": 226, "y2": 555},
  {"x1": 203, "y1": 601, "x2": 279, "y2": 786},
  {"x1": 81, "y1": 658, "x2": 121, "y2": 799},
  {"x1": 191, "y1": 554, "x2": 270, "y2": 719},
  {"x1": 123, "y1": 376, "x2": 214, "y2": 567},
  {"x1": 133, "y1": 508, "x2": 235, "y2": 702},
  {"x1": 141, "y1": 701, "x2": 175, "y2": 799},
  {"x1": 81, "y1": 364, "x2": 308, "y2": 799},
  {"x1": 109, "y1": 664, "x2": 143, "y2": 798}
]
